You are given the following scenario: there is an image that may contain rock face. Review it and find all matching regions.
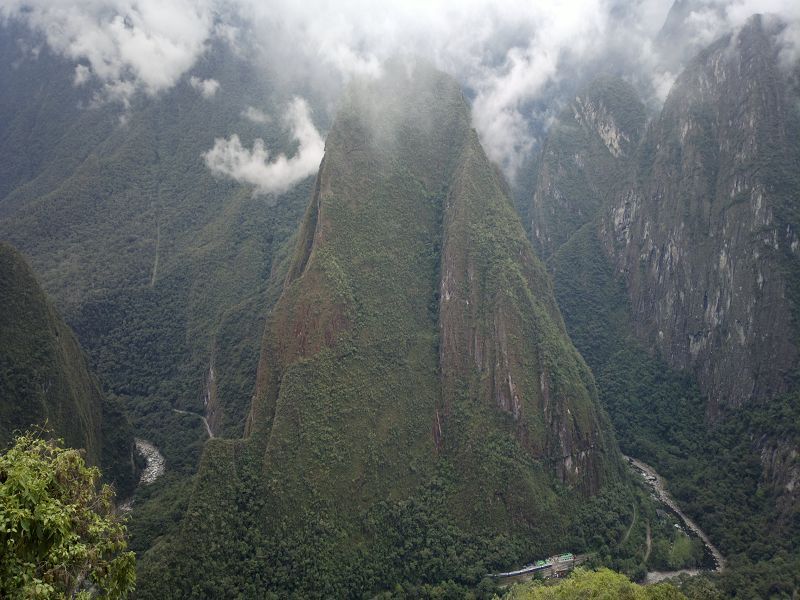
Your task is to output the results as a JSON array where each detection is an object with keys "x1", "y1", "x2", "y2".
[
  {"x1": 531, "y1": 77, "x2": 645, "y2": 258},
  {"x1": 601, "y1": 15, "x2": 800, "y2": 415},
  {"x1": 439, "y1": 128, "x2": 614, "y2": 495},
  {"x1": 523, "y1": 12, "x2": 800, "y2": 571},
  {"x1": 0, "y1": 243, "x2": 137, "y2": 495},
  {"x1": 249, "y1": 61, "x2": 620, "y2": 525}
]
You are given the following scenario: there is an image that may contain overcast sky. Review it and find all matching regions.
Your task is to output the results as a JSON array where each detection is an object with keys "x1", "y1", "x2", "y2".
[{"x1": 2, "y1": 0, "x2": 799, "y2": 192}]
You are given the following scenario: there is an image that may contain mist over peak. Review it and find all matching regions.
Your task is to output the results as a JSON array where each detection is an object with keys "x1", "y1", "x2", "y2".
[{"x1": 1, "y1": 0, "x2": 798, "y2": 183}]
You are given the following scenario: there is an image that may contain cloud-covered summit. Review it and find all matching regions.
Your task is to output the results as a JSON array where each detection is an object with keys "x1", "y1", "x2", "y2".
[{"x1": 3, "y1": 0, "x2": 799, "y2": 186}]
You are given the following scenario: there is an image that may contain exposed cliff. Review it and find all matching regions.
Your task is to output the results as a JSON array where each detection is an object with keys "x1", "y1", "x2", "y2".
[
  {"x1": 532, "y1": 13, "x2": 800, "y2": 582},
  {"x1": 531, "y1": 77, "x2": 645, "y2": 258},
  {"x1": 601, "y1": 15, "x2": 800, "y2": 415},
  {"x1": 0, "y1": 243, "x2": 137, "y2": 495}
]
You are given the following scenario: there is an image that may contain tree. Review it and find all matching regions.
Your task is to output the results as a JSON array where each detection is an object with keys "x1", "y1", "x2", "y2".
[
  {"x1": 0, "y1": 433, "x2": 135, "y2": 598},
  {"x1": 504, "y1": 568, "x2": 687, "y2": 600}
]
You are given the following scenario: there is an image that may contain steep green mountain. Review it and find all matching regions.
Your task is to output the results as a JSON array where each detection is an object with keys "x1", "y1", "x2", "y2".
[
  {"x1": 0, "y1": 243, "x2": 136, "y2": 495},
  {"x1": 529, "y1": 77, "x2": 645, "y2": 259},
  {"x1": 136, "y1": 62, "x2": 634, "y2": 598},
  {"x1": 253, "y1": 60, "x2": 620, "y2": 513},
  {"x1": 531, "y1": 13, "x2": 800, "y2": 598}
]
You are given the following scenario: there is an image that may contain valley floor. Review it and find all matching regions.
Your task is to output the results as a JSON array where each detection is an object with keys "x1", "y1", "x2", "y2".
[{"x1": 625, "y1": 455, "x2": 725, "y2": 580}]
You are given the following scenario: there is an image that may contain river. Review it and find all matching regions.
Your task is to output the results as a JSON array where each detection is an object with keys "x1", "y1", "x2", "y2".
[
  {"x1": 624, "y1": 455, "x2": 725, "y2": 583},
  {"x1": 119, "y1": 438, "x2": 166, "y2": 512},
  {"x1": 135, "y1": 438, "x2": 166, "y2": 484}
]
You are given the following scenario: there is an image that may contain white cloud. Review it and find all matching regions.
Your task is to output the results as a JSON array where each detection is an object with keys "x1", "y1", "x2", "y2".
[
  {"x1": 74, "y1": 64, "x2": 91, "y2": 86},
  {"x1": 4, "y1": 0, "x2": 799, "y2": 177},
  {"x1": 203, "y1": 97, "x2": 324, "y2": 195},
  {"x1": 1, "y1": 0, "x2": 215, "y2": 106},
  {"x1": 661, "y1": 0, "x2": 800, "y2": 68},
  {"x1": 242, "y1": 106, "x2": 271, "y2": 124},
  {"x1": 231, "y1": 0, "x2": 669, "y2": 178},
  {"x1": 190, "y1": 76, "x2": 219, "y2": 98},
  {"x1": 722, "y1": 0, "x2": 800, "y2": 65}
]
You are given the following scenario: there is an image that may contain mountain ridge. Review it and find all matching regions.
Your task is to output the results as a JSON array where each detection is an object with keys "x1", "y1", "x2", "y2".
[{"x1": 0, "y1": 242, "x2": 137, "y2": 495}]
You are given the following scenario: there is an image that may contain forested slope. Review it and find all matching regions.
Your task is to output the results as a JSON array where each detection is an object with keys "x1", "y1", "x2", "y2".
[{"x1": 0, "y1": 243, "x2": 137, "y2": 496}]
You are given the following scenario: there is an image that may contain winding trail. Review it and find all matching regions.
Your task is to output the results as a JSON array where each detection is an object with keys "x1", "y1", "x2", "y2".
[
  {"x1": 624, "y1": 455, "x2": 725, "y2": 578},
  {"x1": 172, "y1": 408, "x2": 214, "y2": 438}
]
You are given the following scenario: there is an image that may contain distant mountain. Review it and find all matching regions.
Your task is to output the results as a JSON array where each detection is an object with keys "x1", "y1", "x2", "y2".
[
  {"x1": 531, "y1": 12, "x2": 800, "y2": 597},
  {"x1": 530, "y1": 76, "x2": 645, "y2": 259},
  {"x1": 0, "y1": 20, "x2": 315, "y2": 459},
  {"x1": 604, "y1": 14, "x2": 800, "y2": 414},
  {"x1": 0, "y1": 243, "x2": 136, "y2": 495},
  {"x1": 136, "y1": 62, "x2": 632, "y2": 598}
]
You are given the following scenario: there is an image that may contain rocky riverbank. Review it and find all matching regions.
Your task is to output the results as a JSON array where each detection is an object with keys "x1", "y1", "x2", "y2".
[{"x1": 135, "y1": 438, "x2": 165, "y2": 485}]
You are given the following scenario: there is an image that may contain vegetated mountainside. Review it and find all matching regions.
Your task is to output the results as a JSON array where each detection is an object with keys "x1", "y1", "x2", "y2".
[
  {"x1": 0, "y1": 243, "x2": 137, "y2": 496},
  {"x1": 136, "y1": 62, "x2": 637, "y2": 598},
  {"x1": 532, "y1": 13, "x2": 799, "y2": 598},
  {"x1": 530, "y1": 76, "x2": 646, "y2": 259},
  {"x1": 0, "y1": 24, "x2": 314, "y2": 553},
  {"x1": 253, "y1": 60, "x2": 620, "y2": 510}
]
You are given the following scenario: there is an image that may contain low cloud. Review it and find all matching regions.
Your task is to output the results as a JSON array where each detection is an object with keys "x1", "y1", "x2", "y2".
[
  {"x1": 659, "y1": 0, "x2": 800, "y2": 68},
  {"x1": 242, "y1": 106, "x2": 271, "y2": 124},
  {"x1": 74, "y1": 64, "x2": 91, "y2": 86},
  {"x1": 4, "y1": 0, "x2": 800, "y2": 178},
  {"x1": 1, "y1": 0, "x2": 216, "y2": 106},
  {"x1": 723, "y1": 0, "x2": 800, "y2": 65},
  {"x1": 204, "y1": 97, "x2": 324, "y2": 195},
  {"x1": 234, "y1": 0, "x2": 670, "y2": 179},
  {"x1": 190, "y1": 76, "x2": 219, "y2": 98}
]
